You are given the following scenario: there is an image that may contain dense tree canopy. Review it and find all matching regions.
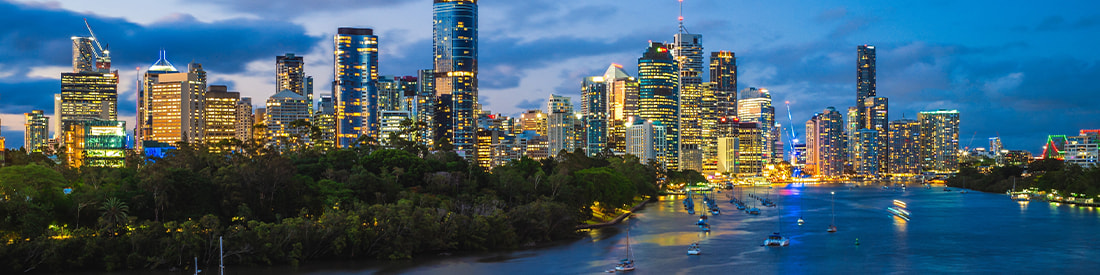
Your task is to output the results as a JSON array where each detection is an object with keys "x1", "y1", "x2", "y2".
[{"x1": 0, "y1": 141, "x2": 657, "y2": 272}]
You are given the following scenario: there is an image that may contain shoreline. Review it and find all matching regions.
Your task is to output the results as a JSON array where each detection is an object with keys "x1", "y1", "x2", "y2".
[{"x1": 575, "y1": 198, "x2": 652, "y2": 230}]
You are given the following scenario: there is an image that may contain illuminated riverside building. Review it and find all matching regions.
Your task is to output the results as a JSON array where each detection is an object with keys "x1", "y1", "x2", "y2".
[
  {"x1": 1063, "y1": 130, "x2": 1099, "y2": 167},
  {"x1": 143, "y1": 62, "x2": 207, "y2": 145},
  {"x1": 918, "y1": 109, "x2": 960, "y2": 173},
  {"x1": 856, "y1": 45, "x2": 876, "y2": 129},
  {"x1": 736, "y1": 122, "x2": 764, "y2": 176},
  {"x1": 235, "y1": 98, "x2": 253, "y2": 142},
  {"x1": 990, "y1": 137, "x2": 1005, "y2": 166},
  {"x1": 852, "y1": 129, "x2": 879, "y2": 176},
  {"x1": 203, "y1": 85, "x2": 240, "y2": 145},
  {"x1": 334, "y1": 27, "x2": 378, "y2": 147},
  {"x1": 65, "y1": 120, "x2": 126, "y2": 168},
  {"x1": 673, "y1": 15, "x2": 705, "y2": 172},
  {"x1": 707, "y1": 51, "x2": 737, "y2": 173},
  {"x1": 806, "y1": 107, "x2": 845, "y2": 178},
  {"x1": 626, "y1": 118, "x2": 667, "y2": 167},
  {"x1": 581, "y1": 76, "x2": 608, "y2": 156},
  {"x1": 276, "y1": 53, "x2": 312, "y2": 107},
  {"x1": 546, "y1": 95, "x2": 575, "y2": 157},
  {"x1": 313, "y1": 96, "x2": 337, "y2": 148},
  {"x1": 638, "y1": 42, "x2": 680, "y2": 170},
  {"x1": 845, "y1": 106, "x2": 858, "y2": 169},
  {"x1": 738, "y1": 87, "x2": 778, "y2": 163},
  {"x1": 433, "y1": 0, "x2": 478, "y2": 157},
  {"x1": 604, "y1": 64, "x2": 638, "y2": 153},
  {"x1": 265, "y1": 90, "x2": 311, "y2": 147},
  {"x1": 24, "y1": 110, "x2": 50, "y2": 153},
  {"x1": 1004, "y1": 150, "x2": 1032, "y2": 167},
  {"x1": 889, "y1": 119, "x2": 921, "y2": 175},
  {"x1": 864, "y1": 97, "x2": 889, "y2": 174}
]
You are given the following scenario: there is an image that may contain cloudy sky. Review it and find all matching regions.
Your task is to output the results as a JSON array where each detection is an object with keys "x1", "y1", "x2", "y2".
[{"x1": 0, "y1": 0, "x2": 1097, "y2": 154}]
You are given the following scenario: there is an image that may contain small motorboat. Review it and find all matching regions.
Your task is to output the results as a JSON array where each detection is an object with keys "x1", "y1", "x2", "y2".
[
  {"x1": 797, "y1": 217, "x2": 804, "y2": 226},
  {"x1": 764, "y1": 232, "x2": 790, "y2": 246},
  {"x1": 687, "y1": 243, "x2": 701, "y2": 255},
  {"x1": 748, "y1": 207, "x2": 761, "y2": 215},
  {"x1": 827, "y1": 225, "x2": 837, "y2": 233}
]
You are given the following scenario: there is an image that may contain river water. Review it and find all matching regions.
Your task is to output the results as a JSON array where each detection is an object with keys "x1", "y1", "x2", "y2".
[{"x1": 95, "y1": 183, "x2": 1100, "y2": 274}]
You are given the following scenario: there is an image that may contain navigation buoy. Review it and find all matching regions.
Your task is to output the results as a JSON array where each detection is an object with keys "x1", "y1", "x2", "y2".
[{"x1": 855, "y1": 238, "x2": 860, "y2": 246}]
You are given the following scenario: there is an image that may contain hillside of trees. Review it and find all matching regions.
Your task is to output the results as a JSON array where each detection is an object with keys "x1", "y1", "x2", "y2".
[
  {"x1": 0, "y1": 141, "x2": 662, "y2": 273},
  {"x1": 948, "y1": 159, "x2": 1100, "y2": 197}
]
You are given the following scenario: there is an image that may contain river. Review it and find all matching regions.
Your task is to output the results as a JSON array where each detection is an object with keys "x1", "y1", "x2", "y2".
[{"x1": 92, "y1": 183, "x2": 1100, "y2": 274}]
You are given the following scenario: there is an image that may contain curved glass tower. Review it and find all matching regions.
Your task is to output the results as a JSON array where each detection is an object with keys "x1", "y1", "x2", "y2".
[
  {"x1": 433, "y1": 0, "x2": 478, "y2": 157},
  {"x1": 334, "y1": 27, "x2": 378, "y2": 147},
  {"x1": 638, "y1": 42, "x2": 679, "y2": 170}
]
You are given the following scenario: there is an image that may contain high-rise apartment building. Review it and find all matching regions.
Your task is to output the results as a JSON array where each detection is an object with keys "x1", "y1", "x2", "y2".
[
  {"x1": 334, "y1": 27, "x2": 379, "y2": 147},
  {"x1": 738, "y1": 87, "x2": 778, "y2": 163},
  {"x1": 143, "y1": 62, "x2": 207, "y2": 144},
  {"x1": 638, "y1": 42, "x2": 680, "y2": 170},
  {"x1": 1064, "y1": 130, "x2": 1099, "y2": 167},
  {"x1": 235, "y1": 97, "x2": 253, "y2": 142},
  {"x1": 266, "y1": 90, "x2": 311, "y2": 147},
  {"x1": 889, "y1": 119, "x2": 921, "y2": 175},
  {"x1": 918, "y1": 109, "x2": 960, "y2": 173},
  {"x1": 626, "y1": 118, "x2": 667, "y2": 166},
  {"x1": 709, "y1": 51, "x2": 737, "y2": 118},
  {"x1": 276, "y1": 53, "x2": 312, "y2": 104},
  {"x1": 416, "y1": 69, "x2": 436, "y2": 148},
  {"x1": 313, "y1": 96, "x2": 338, "y2": 148},
  {"x1": 581, "y1": 76, "x2": 607, "y2": 156},
  {"x1": 546, "y1": 95, "x2": 575, "y2": 157},
  {"x1": 604, "y1": 64, "x2": 638, "y2": 154},
  {"x1": 433, "y1": 0, "x2": 478, "y2": 157},
  {"x1": 806, "y1": 107, "x2": 845, "y2": 178},
  {"x1": 520, "y1": 110, "x2": 547, "y2": 137},
  {"x1": 864, "y1": 97, "x2": 889, "y2": 174},
  {"x1": 856, "y1": 45, "x2": 876, "y2": 129},
  {"x1": 24, "y1": 110, "x2": 49, "y2": 153},
  {"x1": 852, "y1": 129, "x2": 879, "y2": 176},
  {"x1": 736, "y1": 122, "x2": 765, "y2": 176}
]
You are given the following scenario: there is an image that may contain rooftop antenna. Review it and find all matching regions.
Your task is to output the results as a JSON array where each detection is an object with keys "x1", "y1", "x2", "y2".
[{"x1": 678, "y1": 0, "x2": 690, "y2": 34}]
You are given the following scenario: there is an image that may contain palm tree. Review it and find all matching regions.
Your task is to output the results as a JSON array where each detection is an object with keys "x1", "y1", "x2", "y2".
[{"x1": 99, "y1": 197, "x2": 129, "y2": 234}]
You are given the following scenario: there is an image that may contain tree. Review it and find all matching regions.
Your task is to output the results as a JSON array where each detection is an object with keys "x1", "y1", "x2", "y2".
[{"x1": 98, "y1": 197, "x2": 129, "y2": 235}]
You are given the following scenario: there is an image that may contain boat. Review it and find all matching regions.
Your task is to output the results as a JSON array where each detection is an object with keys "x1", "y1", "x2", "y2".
[
  {"x1": 887, "y1": 199, "x2": 911, "y2": 221},
  {"x1": 1010, "y1": 178, "x2": 1030, "y2": 201},
  {"x1": 764, "y1": 232, "x2": 790, "y2": 246},
  {"x1": 747, "y1": 207, "x2": 760, "y2": 215},
  {"x1": 687, "y1": 242, "x2": 701, "y2": 255},
  {"x1": 797, "y1": 217, "x2": 804, "y2": 226},
  {"x1": 614, "y1": 231, "x2": 636, "y2": 271},
  {"x1": 827, "y1": 191, "x2": 838, "y2": 233}
]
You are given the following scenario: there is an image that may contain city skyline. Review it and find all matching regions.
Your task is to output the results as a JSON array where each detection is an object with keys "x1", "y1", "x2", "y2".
[{"x1": 0, "y1": 0, "x2": 1098, "y2": 153}]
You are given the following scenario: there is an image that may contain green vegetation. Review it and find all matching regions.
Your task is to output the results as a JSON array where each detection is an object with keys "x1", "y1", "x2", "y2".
[
  {"x1": 0, "y1": 143, "x2": 657, "y2": 273},
  {"x1": 949, "y1": 159, "x2": 1100, "y2": 197}
]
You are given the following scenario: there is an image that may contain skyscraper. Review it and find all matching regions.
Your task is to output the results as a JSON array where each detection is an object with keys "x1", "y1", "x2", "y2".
[
  {"x1": 334, "y1": 27, "x2": 378, "y2": 147},
  {"x1": 313, "y1": 96, "x2": 337, "y2": 148},
  {"x1": 626, "y1": 118, "x2": 667, "y2": 166},
  {"x1": 137, "y1": 51, "x2": 180, "y2": 148},
  {"x1": 546, "y1": 95, "x2": 575, "y2": 157},
  {"x1": 203, "y1": 85, "x2": 240, "y2": 145},
  {"x1": 276, "y1": 53, "x2": 313, "y2": 106},
  {"x1": 738, "y1": 87, "x2": 778, "y2": 163},
  {"x1": 919, "y1": 109, "x2": 960, "y2": 173},
  {"x1": 24, "y1": 110, "x2": 49, "y2": 153},
  {"x1": 582, "y1": 76, "x2": 608, "y2": 156},
  {"x1": 638, "y1": 42, "x2": 680, "y2": 170},
  {"x1": 59, "y1": 71, "x2": 118, "y2": 143},
  {"x1": 806, "y1": 107, "x2": 845, "y2": 178},
  {"x1": 889, "y1": 118, "x2": 921, "y2": 175},
  {"x1": 604, "y1": 64, "x2": 638, "y2": 154},
  {"x1": 71, "y1": 37, "x2": 96, "y2": 73},
  {"x1": 236, "y1": 97, "x2": 254, "y2": 142},
  {"x1": 416, "y1": 69, "x2": 436, "y2": 148},
  {"x1": 852, "y1": 129, "x2": 879, "y2": 176},
  {"x1": 433, "y1": 0, "x2": 478, "y2": 157},
  {"x1": 673, "y1": 11, "x2": 705, "y2": 172},
  {"x1": 856, "y1": 45, "x2": 876, "y2": 129},
  {"x1": 709, "y1": 51, "x2": 737, "y2": 118},
  {"x1": 144, "y1": 62, "x2": 207, "y2": 144},
  {"x1": 864, "y1": 97, "x2": 889, "y2": 174}
]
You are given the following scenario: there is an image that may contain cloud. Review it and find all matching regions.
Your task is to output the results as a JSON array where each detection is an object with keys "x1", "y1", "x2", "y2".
[
  {"x1": 514, "y1": 98, "x2": 545, "y2": 110},
  {"x1": 1032, "y1": 15, "x2": 1100, "y2": 31},
  {"x1": 193, "y1": 0, "x2": 416, "y2": 19}
]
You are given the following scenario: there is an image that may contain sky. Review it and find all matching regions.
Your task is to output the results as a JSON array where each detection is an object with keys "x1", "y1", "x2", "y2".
[{"x1": 1, "y1": 0, "x2": 1098, "y2": 154}]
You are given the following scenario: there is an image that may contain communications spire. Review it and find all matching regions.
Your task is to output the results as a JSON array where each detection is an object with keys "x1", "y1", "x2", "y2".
[{"x1": 678, "y1": 0, "x2": 689, "y2": 34}]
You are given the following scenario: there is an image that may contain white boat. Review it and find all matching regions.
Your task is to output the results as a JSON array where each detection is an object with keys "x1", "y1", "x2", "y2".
[
  {"x1": 764, "y1": 232, "x2": 790, "y2": 246},
  {"x1": 614, "y1": 230, "x2": 635, "y2": 271},
  {"x1": 687, "y1": 243, "x2": 701, "y2": 255},
  {"x1": 887, "y1": 199, "x2": 911, "y2": 221},
  {"x1": 797, "y1": 217, "x2": 804, "y2": 226}
]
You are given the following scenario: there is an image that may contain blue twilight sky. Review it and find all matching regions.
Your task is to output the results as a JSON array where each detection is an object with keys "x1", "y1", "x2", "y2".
[{"x1": 0, "y1": 0, "x2": 1098, "y2": 154}]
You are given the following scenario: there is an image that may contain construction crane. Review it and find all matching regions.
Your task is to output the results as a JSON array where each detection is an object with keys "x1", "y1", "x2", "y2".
[
  {"x1": 83, "y1": 18, "x2": 110, "y2": 71},
  {"x1": 784, "y1": 101, "x2": 803, "y2": 178}
]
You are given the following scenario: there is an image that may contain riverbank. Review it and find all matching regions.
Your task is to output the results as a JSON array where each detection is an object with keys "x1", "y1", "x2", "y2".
[{"x1": 575, "y1": 197, "x2": 652, "y2": 230}]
